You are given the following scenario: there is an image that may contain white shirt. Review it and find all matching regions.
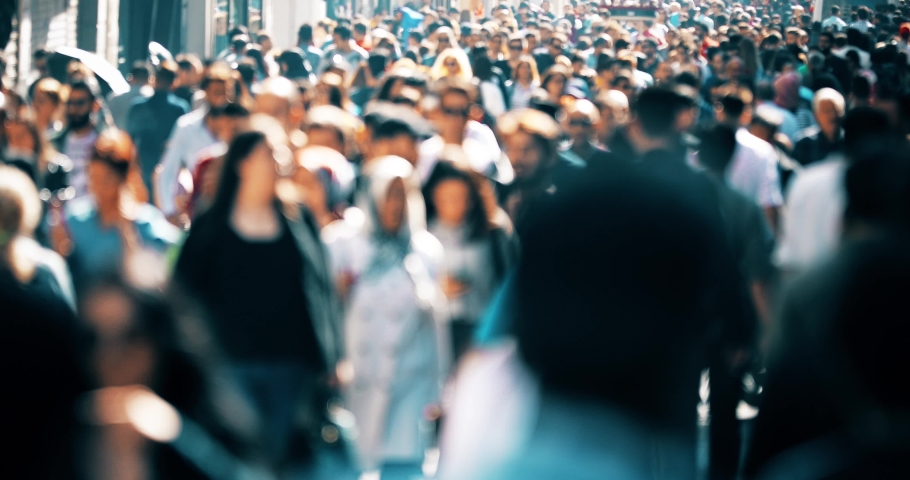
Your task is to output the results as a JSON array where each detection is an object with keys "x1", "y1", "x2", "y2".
[
  {"x1": 849, "y1": 20, "x2": 873, "y2": 33},
  {"x1": 727, "y1": 128, "x2": 783, "y2": 208},
  {"x1": 64, "y1": 130, "x2": 99, "y2": 199},
  {"x1": 156, "y1": 108, "x2": 219, "y2": 216},
  {"x1": 774, "y1": 157, "x2": 846, "y2": 271},
  {"x1": 832, "y1": 45, "x2": 871, "y2": 70},
  {"x1": 418, "y1": 121, "x2": 503, "y2": 183},
  {"x1": 822, "y1": 16, "x2": 847, "y2": 32}
]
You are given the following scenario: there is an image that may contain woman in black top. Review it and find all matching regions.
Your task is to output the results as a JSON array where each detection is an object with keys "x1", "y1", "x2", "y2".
[{"x1": 174, "y1": 119, "x2": 342, "y2": 469}]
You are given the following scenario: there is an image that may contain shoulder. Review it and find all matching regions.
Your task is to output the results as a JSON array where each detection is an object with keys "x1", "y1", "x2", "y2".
[
  {"x1": 169, "y1": 95, "x2": 191, "y2": 111},
  {"x1": 175, "y1": 108, "x2": 207, "y2": 129},
  {"x1": 736, "y1": 129, "x2": 775, "y2": 159},
  {"x1": 64, "y1": 197, "x2": 98, "y2": 223},
  {"x1": 135, "y1": 204, "x2": 182, "y2": 244}
]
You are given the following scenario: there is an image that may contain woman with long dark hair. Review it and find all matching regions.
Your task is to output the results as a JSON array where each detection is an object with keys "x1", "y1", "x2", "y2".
[
  {"x1": 173, "y1": 117, "x2": 341, "y2": 469},
  {"x1": 423, "y1": 154, "x2": 517, "y2": 360}
]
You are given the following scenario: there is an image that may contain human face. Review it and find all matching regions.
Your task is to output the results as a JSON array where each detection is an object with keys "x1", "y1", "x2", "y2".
[
  {"x1": 87, "y1": 160, "x2": 123, "y2": 208},
  {"x1": 66, "y1": 90, "x2": 94, "y2": 129},
  {"x1": 85, "y1": 289, "x2": 156, "y2": 388},
  {"x1": 444, "y1": 56, "x2": 461, "y2": 76},
  {"x1": 819, "y1": 35, "x2": 832, "y2": 52},
  {"x1": 815, "y1": 100, "x2": 841, "y2": 139},
  {"x1": 612, "y1": 80, "x2": 633, "y2": 99},
  {"x1": 4, "y1": 122, "x2": 37, "y2": 153},
  {"x1": 506, "y1": 130, "x2": 546, "y2": 181},
  {"x1": 710, "y1": 53, "x2": 725, "y2": 74},
  {"x1": 509, "y1": 40, "x2": 524, "y2": 56},
  {"x1": 259, "y1": 37, "x2": 273, "y2": 53},
  {"x1": 641, "y1": 42, "x2": 656, "y2": 57},
  {"x1": 433, "y1": 178, "x2": 471, "y2": 227},
  {"x1": 517, "y1": 62, "x2": 531, "y2": 82},
  {"x1": 490, "y1": 35, "x2": 503, "y2": 53},
  {"x1": 205, "y1": 80, "x2": 228, "y2": 108},
  {"x1": 786, "y1": 32, "x2": 798, "y2": 45},
  {"x1": 548, "y1": 38, "x2": 564, "y2": 57},
  {"x1": 306, "y1": 126, "x2": 345, "y2": 154},
  {"x1": 238, "y1": 141, "x2": 279, "y2": 202},
  {"x1": 32, "y1": 90, "x2": 60, "y2": 121},
  {"x1": 654, "y1": 62, "x2": 674, "y2": 84},
  {"x1": 437, "y1": 92, "x2": 471, "y2": 140},
  {"x1": 545, "y1": 74, "x2": 566, "y2": 98},
  {"x1": 380, "y1": 178, "x2": 407, "y2": 234},
  {"x1": 526, "y1": 35, "x2": 538, "y2": 51},
  {"x1": 566, "y1": 112, "x2": 594, "y2": 144}
]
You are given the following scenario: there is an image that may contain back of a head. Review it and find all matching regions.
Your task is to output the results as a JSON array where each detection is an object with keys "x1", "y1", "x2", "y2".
[
  {"x1": 515, "y1": 162, "x2": 717, "y2": 423},
  {"x1": 843, "y1": 107, "x2": 891, "y2": 159},
  {"x1": 698, "y1": 124, "x2": 739, "y2": 174},
  {"x1": 131, "y1": 61, "x2": 153, "y2": 83},
  {"x1": 634, "y1": 87, "x2": 687, "y2": 139},
  {"x1": 156, "y1": 61, "x2": 179, "y2": 88},
  {"x1": 298, "y1": 23, "x2": 314, "y2": 43}
]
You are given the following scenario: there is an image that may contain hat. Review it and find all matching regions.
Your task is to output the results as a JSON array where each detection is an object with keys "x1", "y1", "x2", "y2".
[
  {"x1": 900, "y1": 23, "x2": 910, "y2": 37},
  {"x1": 363, "y1": 102, "x2": 436, "y2": 139},
  {"x1": 565, "y1": 78, "x2": 590, "y2": 99}
]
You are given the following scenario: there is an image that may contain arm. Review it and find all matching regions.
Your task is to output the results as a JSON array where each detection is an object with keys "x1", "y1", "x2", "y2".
[{"x1": 156, "y1": 123, "x2": 186, "y2": 217}]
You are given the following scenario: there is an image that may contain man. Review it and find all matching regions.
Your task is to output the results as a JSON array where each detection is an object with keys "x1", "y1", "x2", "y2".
[
  {"x1": 352, "y1": 21, "x2": 371, "y2": 51},
  {"x1": 749, "y1": 104, "x2": 802, "y2": 192},
  {"x1": 419, "y1": 80, "x2": 504, "y2": 183},
  {"x1": 127, "y1": 62, "x2": 190, "y2": 194},
  {"x1": 754, "y1": 82, "x2": 800, "y2": 144},
  {"x1": 297, "y1": 24, "x2": 324, "y2": 76},
  {"x1": 534, "y1": 34, "x2": 566, "y2": 75},
  {"x1": 105, "y1": 61, "x2": 153, "y2": 129},
  {"x1": 253, "y1": 76, "x2": 306, "y2": 137},
  {"x1": 173, "y1": 54, "x2": 204, "y2": 109},
  {"x1": 27, "y1": 48, "x2": 51, "y2": 101},
  {"x1": 638, "y1": 38, "x2": 660, "y2": 76},
  {"x1": 422, "y1": 27, "x2": 457, "y2": 67},
  {"x1": 394, "y1": 5, "x2": 424, "y2": 47},
  {"x1": 319, "y1": 25, "x2": 368, "y2": 75},
  {"x1": 792, "y1": 88, "x2": 845, "y2": 167},
  {"x1": 822, "y1": 6, "x2": 847, "y2": 32},
  {"x1": 50, "y1": 81, "x2": 105, "y2": 199},
  {"x1": 713, "y1": 86, "x2": 784, "y2": 230},
  {"x1": 593, "y1": 90, "x2": 629, "y2": 148},
  {"x1": 156, "y1": 64, "x2": 232, "y2": 222},
  {"x1": 849, "y1": 7, "x2": 873, "y2": 33},
  {"x1": 560, "y1": 99, "x2": 612, "y2": 166}
]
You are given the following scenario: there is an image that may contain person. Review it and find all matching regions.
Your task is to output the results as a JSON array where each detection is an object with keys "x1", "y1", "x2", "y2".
[
  {"x1": 534, "y1": 34, "x2": 566, "y2": 75},
  {"x1": 297, "y1": 24, "x2": 324, "y2": 75},
  {"x1": 319, "y1": 25, "x2": 368, "y2": 76},
  {"x1": 791, "y1": 88, "x2": 845, "y2": 167},
  {"x1": 822, "y1": 6, "x2": 847, "y2": 33},
  {"x1": 848, "y1": 7, "x2": 873, "y2": 33},
  {"x1": 107, "y1": 61, "x2": 153, "y2": 129},
  {"x1": 429, "y1": 48, "x2": 474, "y2": 82},
  {"x1": 350, "y1": 48, "x2": 392, "y2": 112},
  {"x1": 774, "y1": 107, "x2": 891, "y2": 274},
  {"x1": 173, "y1": 54, "x2": 204, "y2": 108},
  {"x1": 322, "y1": 154, "x2": 449, "y2": 476},
  {"x1": 421, "y1": 26, "x2": 457, "y2": 67},
  {"x1": 540, "y1": 65, "x2": 570, "y2": 103},
  {"x1": 190, "y1": 102, "x2": 251, "y2": 218},
  {"x1": 30, "y1": 77, "x2": 66, "y2": 139},
  {"x1": 423, "y1": 154, "x2": 517, "y2": 360},
  {"x1": 592, "y1": 90, "x2": 629, "y2": 149},
  {"x1": 277, "y1": 48, "x2": 316, "y2": 83},
  {"x1": 507, "y1": 55, "x2": 539, "y2": 110},
  {"x1": 560, "y1": 98, "x2": 613, "y2": 166},
  {"x1": 26, "y1": 47, "x2": 52, "y2": 101},
  {"x1": 50, "y1": 130, "x2": 179, "y2": 293},
  {"x1": 50, "y1": 80, "x2": 105, "y2": 199},
  {"x1": 291, "y1": 145, "x2": 356, "y2": 229},
  {"x1": 156, "y1": 63, "x2": 232, "y2": 222},
  {"x1": 393, "y1": 5, "x2": 424, "y2": 47},
  {"x1": 0, "y1": 165, "x2": 75, "y2": 310},
  {"x1": 3, "y1": 115, "x2": 72, "y2": 203},
  {"x1": 473, "y1": 55, "x2": 509, "y2": 119},
  {"x1": 713, "y1": 86, "x2": 783, "y2": 229},
  {"x1": 174, "y1": 119, "x2": 341, "y2": 468},
  {"x1": 127, "y1": 62, "x2": 190, "y2": 194}
]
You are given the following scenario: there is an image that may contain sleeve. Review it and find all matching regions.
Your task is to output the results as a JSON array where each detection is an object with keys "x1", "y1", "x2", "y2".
[
  {"x1": 759, "y1": 152, "x2": 784, "y2": 208},
  {"x1": 156, "y1": 123, "x2": 186, "y2": 216}
]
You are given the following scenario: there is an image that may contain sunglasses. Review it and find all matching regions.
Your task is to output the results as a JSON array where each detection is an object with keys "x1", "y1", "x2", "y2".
[
  {"x1": 444, "y1": 61, "x2": 459, "y2": 68},
  {"x1": 67, "y1": 98, "x2": 91, "y2": 108},
  {"x1": 438, "y1": 37, "x2": 451, "y2": 43},
  {"x1": 509, "y1": 44, "x2": 523, "y2": 50},
  {"x1": 569, "y1": 119, "x2": 592, "y2": 127},
  {"x1": 441, "y1": 105, "x2": 470, "y2": 117}
]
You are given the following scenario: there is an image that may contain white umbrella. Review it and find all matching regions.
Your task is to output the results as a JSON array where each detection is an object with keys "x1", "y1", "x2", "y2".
[{"x1": 54, "y1": 46, "x2": 130, "y2": 96}]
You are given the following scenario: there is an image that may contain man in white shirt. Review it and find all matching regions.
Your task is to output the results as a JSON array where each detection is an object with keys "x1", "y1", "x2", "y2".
[
  {"x1": 849, "y1": 7, "x2": 874, "y2": 33},
  {"x1": 50, "y1": 81, "x2": 104, "y2": 199},
  {"x1": 155, "y1": 65, "x2": 232, "y2": 222},
  {"x1": 713, "y1": 86, "x2": 783, "y2": 229},
  {"x1": 106, "y1": 62, "x2": 153, "y2": 129},
  {"x1": 822, "y1": 6, "x2": 847, "y2": 32}
]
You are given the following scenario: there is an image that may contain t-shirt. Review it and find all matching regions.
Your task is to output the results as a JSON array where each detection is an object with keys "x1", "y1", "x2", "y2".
[
  {"x1": 205, "y1": 225, "x2": 323, "y2": 366},
  {"x1": 727, "y1": 129, "x2": 784, "y2": 208},
  {"x1": 64, "y1": 131, "x2": 98, "y2": 199}
]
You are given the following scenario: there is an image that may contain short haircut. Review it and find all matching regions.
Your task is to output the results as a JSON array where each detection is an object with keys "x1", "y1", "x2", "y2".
[
  {"x1": 209, "y1": 102, "x2": 250, "y2": 118},
  {"x1": 698, "y1": 124, "x2": 739, "y2": 173},
  {"x1": 433, "y1": 77, "x2": 477, "y2": 103},
  {"x1": 156, "y1": 61, "x2": 179, "y2": 86},
  {"x1": 334, "y1": 25, "x2": 352, "y2": 41},
  {"x1": 68, "y1": 80, "x2": 97, "y2": 100},
  {"x1": 298, "y1": 24, "x2": 314, "y2": 43},
  {"x1": 353, "y1": 21, "x2": 369, "y2": 35},
  {"x1": 33, "y1": 48, "x2": 51, "y2": 60},
  {"x1": 634, "y1": 87, "x2": 688, "y2": 138},
  {"x1": 130, "y1": 61, "x2": 153, "y2": 81}
]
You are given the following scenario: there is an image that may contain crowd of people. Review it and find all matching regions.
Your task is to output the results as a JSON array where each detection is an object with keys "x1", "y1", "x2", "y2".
[{"x1": 3, "y1": 0, "x2": 910, "y2": 479}]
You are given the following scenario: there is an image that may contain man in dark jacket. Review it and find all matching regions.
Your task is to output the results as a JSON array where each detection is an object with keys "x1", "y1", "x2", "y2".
[{"x1": 127, "y1": 61, "x2": 190, "y2": 193}]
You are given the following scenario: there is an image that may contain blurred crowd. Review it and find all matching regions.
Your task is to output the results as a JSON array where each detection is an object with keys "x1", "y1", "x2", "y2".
[{"x1": 3, "y1": 0, "x2": 910, "y2": 479}]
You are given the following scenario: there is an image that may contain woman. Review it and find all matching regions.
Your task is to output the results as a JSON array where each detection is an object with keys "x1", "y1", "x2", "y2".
[
  {"x1": 474, "y1": 56, "x2": 508, "y2": 119},
  {"x1": 313, "y1": 72, "x2": 356, "y2": 115},
  {"x1": 0, "y1": 165, "x2": 75, "y2": 311},
  {"x1": 3, "y1": 115, "x2": 71, "y2": 200},
  {"x1": 430, "y1": 48, "x2": 474, "y2": 82},
  {"x1": 322, "y1": 155, "x2": 449, "y2": 474},
  {"x1": 51, "y1": 130, "x2": 178, "y2": 293},
  {"x1": 540, "y1": 65, "x2": 571, "y2": 102},
  {"x1": 739, "y1": 37, "x2": 761, "y2": 82},
  {"x1": 508, "y1": 55, "x2": 540, "y2": 110},
  {"x1": 31, "y1": 77, "x2": 67, "y2": 139},
  {"x1": 174, "y1": 120, "x2": 341, "y2": 467},
  {"x1": 423, "y1": 157, "x2": 517, "y2": 360}
]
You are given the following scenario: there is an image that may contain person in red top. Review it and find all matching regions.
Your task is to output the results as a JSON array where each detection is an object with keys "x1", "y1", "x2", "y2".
[{"x1": 190, "y1": 103, "x2": 250, "y2": 218}]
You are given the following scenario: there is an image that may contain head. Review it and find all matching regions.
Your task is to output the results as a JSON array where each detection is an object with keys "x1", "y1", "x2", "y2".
[
  {"x1": 32, "y1": 78, "x2": 64, "y2": 124},
  {"x1": 33, "y1": 48, "x2": 51, "y2": 77},
  {"x1": 298, "y1": 23, "x2": 314, "y2": 46},
  {"x1": 594, "y1": 90, "x2": 630, "y2": 143},
  {"x1": 610, "y1": 70, "x2": 635, "y2": 100},
  {"x1": 813, "y1": 88, "x2": 846, "y2": 139},
  {"x1": 305, "y1": 105, "x2": 361, "y2": 155},
  {"x1": 128, "y1": 61, "x2": 153, "y2": 87},
  {"x1": 154, "y1": 61, "x2": 179, "y2": 91},
  {"x1": 255, "y1": 76, "x2": 304, "y2": 130},
  {"x1": 819, "y1": 32, "x2": 834, "y2": 53},
  {"x1": 508, "y1": 35, "x2": 527, "y2": 58},
  {"x1": 3, "y1": 117, "x2": 46, "y2": 167},
  {"x1": 87, "y1": 130, "x2": 138, "y2": 208},
  {"x1": 65, "y1": 81, "x2": 98, "y2": 131},
  {"x1": 541, "y1": 66, "x2": 570, "y2": 100},
  {"x1": 548, "y1": 34, "x2": 567, "y2": 57},
  {"x1": 715, "y1": 85, "x2": 754, "y2": 127},
  {"x1": 432, "y1": 49, "x2": 473, "y2": 81},
  {"x1": 431, "y1": 79, "x2": 476, "y2": 142},
  {"x1": 698, "y1": 124, "x2": 739, "y2": 175},
  {"x1": 563, "y1": 99, "x2": 600, "y2": 145},
  {"x1": 423, "y1": 155, "x2": 492, "y2": 237},
  {"x1": 435, "y1": 26, "x2": 456, "y2": 52},
  {"x1": 333, "y1": 25, "x2": 353, "y2": 50},
  {"x1": 498, "y1": 108, "x2": 561, "y2": 185},
  {"x1": 0, "y1": 166, "x2": 42, "y2": 254},
  {"x1": 201, "y1": 64, "x2": 233, "y2": 108},
  {"x1": 205, "y1": 103, "x2": 250, "y2": 144},
  {"x1": 368, "y1": 156, "x2": 420, "y2": 235}
]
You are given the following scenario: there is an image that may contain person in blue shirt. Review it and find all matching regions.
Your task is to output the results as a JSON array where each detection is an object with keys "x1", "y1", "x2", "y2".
[
  {"x1": 126, "y1": 61, "x2": 190, "y2": 194},
  {"x1": 394, "y1": 6, "x2": 423, "y2": 47}
]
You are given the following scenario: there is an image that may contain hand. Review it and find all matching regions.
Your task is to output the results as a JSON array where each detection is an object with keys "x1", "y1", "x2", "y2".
[{"x1": 49, "y1": 209, "x2": 73, "y2": 256}]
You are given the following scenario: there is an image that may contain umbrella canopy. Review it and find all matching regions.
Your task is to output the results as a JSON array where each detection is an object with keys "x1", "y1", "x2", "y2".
[{"x1": 51, "y1": 47, "x2": 130, "y2": 97}]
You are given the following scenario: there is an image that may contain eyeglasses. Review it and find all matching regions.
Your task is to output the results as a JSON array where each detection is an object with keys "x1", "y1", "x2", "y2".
[
  {"x1": 441, "y1": 105, "x2": 470, "y2": 118},
  {"x1": 509, "y1": 44, "x2": 523, "y2": 51}
]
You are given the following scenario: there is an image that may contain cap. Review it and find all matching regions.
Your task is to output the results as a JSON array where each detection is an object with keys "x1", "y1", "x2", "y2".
[{"x1": 901, "y1": 22, "x2": 910, "y2": 37}]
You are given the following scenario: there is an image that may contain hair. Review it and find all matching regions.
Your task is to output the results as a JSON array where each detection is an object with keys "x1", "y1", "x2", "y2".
[
  {"x1": 3, "y1": 116, "x2": 56, "y2": 176},
  {"x1": 513, "y1": 55, "x2": 540, "y2": 84},
  {"x1": 429, "y1": 48, "x2": 473, "y2": 81},
  {"x1": 34, "y1": 77, "x2": 64, "y2": 106},
  {"x1": 156, "y1": 61, "x2": 179, "y2": 87},
  {"x1": 541, "y1": 65, "x2": 570, "y2": 92},
  {"x1": 423, "y1": 159, "x2": 496, "y2": 240},
  {"x1": 813, "y1": 87, "x2": 846, "y2": 116},
  {"x1": 634, "y1": 87, "x2": 688, "y2": 139},
  {"x1": 698, "y1": 124, "x2": 739, "y2": 173},
  {"x1": 130, "y1": 61, "x2": 153, "y2": 81},
  {"x1": 832, "y1": 6, "x2": 840, "y2": 15},
  {"x1": 298, "y1": 23, "x2": 314, "y2": 43},
  {"x1": 68, "y1": 80, "x2": 97, "y2": 101},
  {"x1": 334, "y1": 25, "x2": 352, "y2": 41},
  {"x1": 201, "y1": 63, "x2": 233, "y2": 90}
]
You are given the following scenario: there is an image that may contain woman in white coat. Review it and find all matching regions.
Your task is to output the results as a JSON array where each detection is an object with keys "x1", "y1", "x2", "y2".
[{"x1": 322, "y1": 155, "x2": 450, "y2": 475}]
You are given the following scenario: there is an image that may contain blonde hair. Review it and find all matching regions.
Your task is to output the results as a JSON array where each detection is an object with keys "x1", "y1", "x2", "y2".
[
  {"x1": 513, "y1": 55, "x2": 540, "y2": 84},
  {"x1": 429, "y1": 48, "x2": 473, "y2": 82}
]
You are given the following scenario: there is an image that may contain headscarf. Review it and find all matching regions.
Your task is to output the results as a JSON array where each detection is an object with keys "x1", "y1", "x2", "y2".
[
  {"x1": 363, "y1": 156, "x2": 426, "y2": 278},
  {"x1": 774, "y1": 72, "x2": 801, "y2": 111}
]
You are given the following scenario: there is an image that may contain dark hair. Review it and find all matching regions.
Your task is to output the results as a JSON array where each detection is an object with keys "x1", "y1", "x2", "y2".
[
  {"x1": 334, "y1": 25, "x2": 352, "y2": 41},
  {"x1": 33, "y1": 48, "x2": 51, "y2": 60},
  {"x1": 423, "y1": 160, "x2": 492, "y2": 240},
  {"x1": 368, "y1": 49, "x2": 392, "y2": 78},
  {"x1": 298, "y1": 24, "x2": 314, "y2": 43},
  {"x1": 156, "y1": 61, "x2": 179, "y2": 86},
  {"x1": 207, "y1": 131, "x2": 269, "y2": 225},
  {"x1": 698, "y1": 124, "x2": 739, "y2": 173},
  {"x1": 131, "y1": 61, "x2": 153, "y2": 81},
  {"x1": 68, "y1": 80, "x2": 97, "y2": 100},
  {"x1": 634, "y1": 87, "x2": 687, "y2": 139},
  {"x1": 473, "y1": 55, "x2": 494, "y2": 81}
]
